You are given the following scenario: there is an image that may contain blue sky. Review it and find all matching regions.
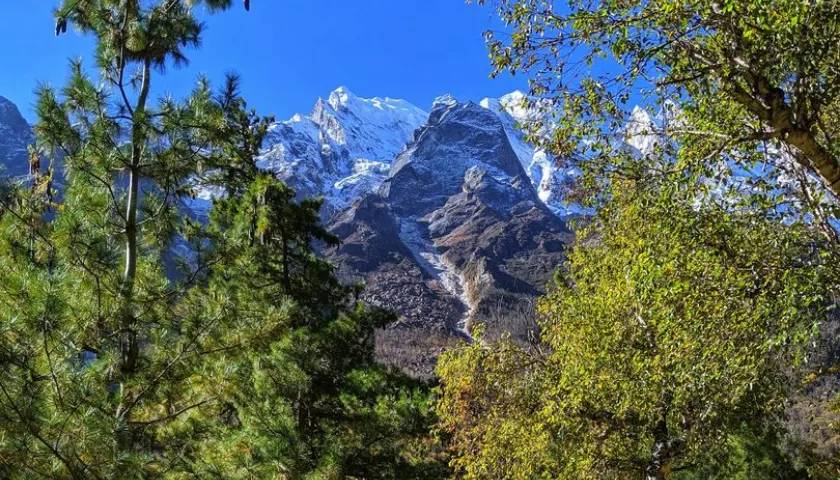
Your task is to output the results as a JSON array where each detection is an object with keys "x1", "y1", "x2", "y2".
[{"x1": 0, "y1": 1, "x2": 525, "y2": 122}]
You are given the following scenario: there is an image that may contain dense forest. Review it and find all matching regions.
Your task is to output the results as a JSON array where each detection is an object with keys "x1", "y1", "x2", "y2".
[{"x1": 1, "y1": 0, "x2": 839, "y2": 479}]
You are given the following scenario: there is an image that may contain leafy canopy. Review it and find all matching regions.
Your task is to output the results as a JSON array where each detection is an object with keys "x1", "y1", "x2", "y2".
[
  {"x1": 475, "y1": 0, "x2": 840, "y2": 215},
  {"x1": 437, "y1": 170, "x2": 834, "y2": 479}
]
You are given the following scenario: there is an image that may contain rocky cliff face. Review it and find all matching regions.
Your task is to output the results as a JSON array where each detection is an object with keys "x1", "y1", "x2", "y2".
[
  {"x1": 327, "y1": 97, "x2": 571, "y2": 376},
  {"x1": 0, "y1": 96, "x2": 34, "y2": 177}
]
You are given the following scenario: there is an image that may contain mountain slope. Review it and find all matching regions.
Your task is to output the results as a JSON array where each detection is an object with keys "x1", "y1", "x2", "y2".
[
  {"x1": 479, "y1": 91, "x2": 584, "y2": 216},
  {"x1": 327, "y1": 97, "x2": 571, "y2": 376},
  {"x1": 0, "y1": 96, "x2": 34, "y2": 177}
]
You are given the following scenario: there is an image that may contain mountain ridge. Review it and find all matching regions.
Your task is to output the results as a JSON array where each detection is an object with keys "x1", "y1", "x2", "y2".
[
  {"x1": 325, "y1": 94, "x2": 572, "y2": 376},
  {"x1": 253, "y1": 86, "x2": 577, "y2": 220}
]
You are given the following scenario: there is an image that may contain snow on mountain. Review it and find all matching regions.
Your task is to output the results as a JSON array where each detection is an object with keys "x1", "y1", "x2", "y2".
[
  {"x1": 202, "y1": 86, "x2": 588, "y2": 220},
  {"x1": 256, "y1": 86, "x2": 428, "y2": 216},
  {"x1": 315, "y1": 86, "x2": 428, "y2": 164},
  {"x1": 626, "y1": 105, "x2": 660, "y2": 155},
  {"x1": 625, "y1": 101, "x2": 684, "y2": 157},
  {"x1": 479, "y1": 91, "x2": 583, "y2": 216}
]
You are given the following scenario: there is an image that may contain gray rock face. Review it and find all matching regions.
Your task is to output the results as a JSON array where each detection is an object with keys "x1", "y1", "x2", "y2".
[
  {"x1": 0, "y1": 96, "x2": 34, "y2": 177},
  {"x1": 383, "y1": 100, "x2": 525, "y2": 215},
  {"x1": 327, "y1": 98, "x2": 572, "y2": 376}
]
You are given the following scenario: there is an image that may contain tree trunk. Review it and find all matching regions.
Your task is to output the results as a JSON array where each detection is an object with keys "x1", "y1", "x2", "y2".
[
  {"x1": 120, "y1": 58, "x2": 151, "y2": 375},
  {"x1": 646, "y1": 395, "x2": 674, "y2": 480},
  {"x1": 123, "y1": 166, "x2": 139, "y2": 287},
  {"x1": 123, "y1": 59, "x2": 151, "y2": 289},
  {"x1": 785, "y1": 128, "x2": 840, "y2": 197},
  {"x1": 728, "y1": 71, "x2": 840, "y2": 198}
]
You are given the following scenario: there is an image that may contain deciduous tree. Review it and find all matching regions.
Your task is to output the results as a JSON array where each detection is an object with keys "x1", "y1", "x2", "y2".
[{"x1": 438, "y1": 171, "x2": 833, "y2": 479}]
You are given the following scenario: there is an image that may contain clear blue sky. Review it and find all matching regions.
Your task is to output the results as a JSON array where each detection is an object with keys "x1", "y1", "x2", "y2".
[{"x1": 0, "y1": 1, "x2": 525, "y2": 122}]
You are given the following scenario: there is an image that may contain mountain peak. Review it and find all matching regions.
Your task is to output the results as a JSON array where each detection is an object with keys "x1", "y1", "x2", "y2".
[
  {"x1": 432, "y1": 93, "x2": 458, "y2": 109},
  {"x1": 325, "y1": 86, "x2": 425, "y2": 116},
  {"x1": 498, "y1": 90, "x2": 531, "y2": 121},
  {"x1": 385, "y1": 95, "x2": 528, "y2": 217},
  {"x1": 249, "y1": 88, "x2": 428, "y2": 216},
  {"x1": 327, "y1": 85, "x2": 357, "y2": 110},
  {"x1": 498, "y1": 90, "x2": 527, "y2": 106},
  {"x1": 0, "y1": 95, "x2": 28, "y2": 126},
  {"x1": 626, "y1": 105, "x2": 658, "y2": 155},
  {"x1": 501, "y1": 89, "x2": 527, "y2": 99}
]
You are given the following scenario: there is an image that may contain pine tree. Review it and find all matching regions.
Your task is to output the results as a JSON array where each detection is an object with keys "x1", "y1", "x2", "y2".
[
  {"x1": 0, "y1": 1, "x2": 253, "y2": 476},
  {"x1": 0, "y1": 2, "x2": 444, "y2": 478},
  {"x1": 171, "y1": 85, "x2": 448, "y2": 478}
]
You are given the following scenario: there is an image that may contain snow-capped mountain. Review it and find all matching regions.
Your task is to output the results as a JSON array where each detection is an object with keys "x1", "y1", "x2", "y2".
[
  {"x1": 328, "y1": 96, "x2": 571, "y2": 376},
  {"x1": 256, "y1": 87, "x2": 428, "y2": 217},
  {"x1": 223, "y1": 87, "x2": 579, "y2": 376},
  {"x1": 0, "y1": 96, "x2": 34, "y2": 177},
  {"x1": 254, "y1": 87, "x2": 578, "y2": 219}
]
